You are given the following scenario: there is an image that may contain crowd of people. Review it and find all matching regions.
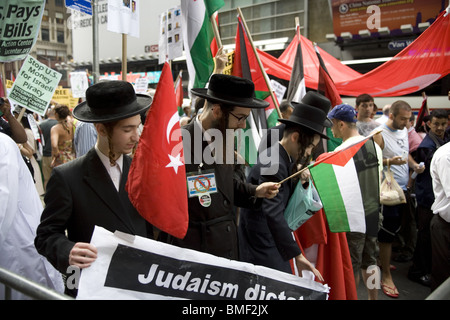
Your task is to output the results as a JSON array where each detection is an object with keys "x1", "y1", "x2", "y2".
[{"x1": 0, "y1": 75, "x2": 449, "y2": 300}]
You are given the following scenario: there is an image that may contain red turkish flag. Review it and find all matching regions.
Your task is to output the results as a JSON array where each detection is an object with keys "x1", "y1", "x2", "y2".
[{"x1": 126, "y1": 62, "x2": 188, "y2": 239}]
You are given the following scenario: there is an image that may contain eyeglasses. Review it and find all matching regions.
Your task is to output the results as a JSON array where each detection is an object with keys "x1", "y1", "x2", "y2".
[{"x1": 229, "y1": 111, "x2": 250, "y2": 123}]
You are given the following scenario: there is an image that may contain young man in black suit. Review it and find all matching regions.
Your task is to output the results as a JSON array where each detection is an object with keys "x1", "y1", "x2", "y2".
[
  {"x1": 239, "y1": 102, "x2": 328, "y2": 280},
  {"x1": 35, "y1": 81, "x2": 153, "y2": 297}
]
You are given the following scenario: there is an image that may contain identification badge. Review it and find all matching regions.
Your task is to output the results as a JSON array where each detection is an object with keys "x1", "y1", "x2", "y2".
[{"x1": 187, "y1": 169, "x2": 217, "y2": 198}]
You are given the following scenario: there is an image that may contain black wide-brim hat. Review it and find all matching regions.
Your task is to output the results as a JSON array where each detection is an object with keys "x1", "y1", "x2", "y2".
[
  {"x1": 301, "y1": 91, "x2": 332, "y2": 127},
  {"x1": 191, "y1": 74, "x2": 269, "y2": 109},
  {"x1": 278, "y1": 102, "x2": 330, "y2": 140},
  {"x1": 73, "y1": 81, "x2": 152, "y2": 123}
]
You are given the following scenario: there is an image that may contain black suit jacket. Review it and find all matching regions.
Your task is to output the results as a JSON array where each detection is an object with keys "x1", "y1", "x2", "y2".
[
  {"x1": 170, "y1": 120, "x2": 259, "y2": 260},
  {"x1": 35, "y1": 148, "x2": 152, "y2": 274},
  {"x1": 239, "y1": 143, "x2": 301, "y2": 273}
]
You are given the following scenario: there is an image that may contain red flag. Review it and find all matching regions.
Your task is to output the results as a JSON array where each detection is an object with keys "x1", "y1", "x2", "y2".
[
  {"x1": 127, "y1": 62, "x2": 189, "y2": 239},
  {"x1": 294, "y1": 210, "x2": 357, "y2": 300},
  {"x1": 259, "y1": 9, "x2": 450, "y2": 97}
]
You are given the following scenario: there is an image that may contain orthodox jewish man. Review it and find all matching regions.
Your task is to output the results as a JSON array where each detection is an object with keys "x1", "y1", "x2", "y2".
[
  {"x1": 239, "y1": 102, "x2": 328, "y2": 280},
  {"x1": 170, "y1": 74, "x2": 280, "y2": 260},
  {"x1": 35, "y1": 81, "x2": 154, "y2": 297}
]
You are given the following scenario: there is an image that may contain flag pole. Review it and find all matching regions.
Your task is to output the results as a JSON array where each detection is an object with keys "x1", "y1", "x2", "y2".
[
  {"x1": 278, "y1": 166, "x2": 310, "y2": 185},
  {"x1": 122, "y1": 33, "x2": 127, "y2": 82},
  {"x1": 0, "y1": 62, "x2": 7, "y2": 97},
  {"x1": 210, "y1": 12, "x2": 223, "y2": 50},
  {"x1": 295, "y1": 17, "x2": 301, "y2": 41},
  {"x1": 236, "y1": 7, "x2": 282, "y2": 119}
]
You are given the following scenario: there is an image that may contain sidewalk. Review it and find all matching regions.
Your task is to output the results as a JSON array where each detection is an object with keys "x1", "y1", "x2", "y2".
[{"x1": 356, "y1": 258, "x2": 432, "y2": 300}]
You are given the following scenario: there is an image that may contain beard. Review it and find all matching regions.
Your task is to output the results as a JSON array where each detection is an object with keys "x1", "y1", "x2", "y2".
[{"x1": 208, "y1": 110, "x2": 236, "y2": 164}]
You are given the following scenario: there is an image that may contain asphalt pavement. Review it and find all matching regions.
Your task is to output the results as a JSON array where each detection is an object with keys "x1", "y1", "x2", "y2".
[{"x1": 356, "y1": 255, "x2": 432, "y2": 300}]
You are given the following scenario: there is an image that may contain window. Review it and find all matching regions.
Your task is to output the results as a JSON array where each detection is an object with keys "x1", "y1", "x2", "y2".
[
  {"x1": 42, "y1": 10, "x2": 49, "y2": 22},
  {"x1": 218, "y1": 0, "x2": 307, "y2": 45},
  {"x1": 41, "y1": 28, "x2": 50, "y2": 41},
  {"x1": 57, "y1": 30, "x2": 65, "y2": 43},
  {"x1": 55, "y1": 12, "x2": 64, "y2": 24}
]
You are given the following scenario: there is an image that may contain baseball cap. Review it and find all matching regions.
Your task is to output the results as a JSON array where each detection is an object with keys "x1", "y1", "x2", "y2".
[{"x1": 328, "y1": 103, "x2": 357, "y2": 123}]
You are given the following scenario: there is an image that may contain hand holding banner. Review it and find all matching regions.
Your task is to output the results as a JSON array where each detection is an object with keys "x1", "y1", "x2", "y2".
[{"x1": 77, "y1": 226, "x2": 330, "y2": 300}]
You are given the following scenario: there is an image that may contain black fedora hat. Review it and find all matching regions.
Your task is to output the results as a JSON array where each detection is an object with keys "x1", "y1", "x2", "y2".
[
  {"x1": 72, "y1": 81, "x2": 152, "y2": 123},
  {"x1": 301, "y1": 91, "x2": 332, "y2": 127},
  {"x1": 190, "y1": 74, "x2": 269, "y2": 109},
  {"x1": 278, "y1": 102, "x2": 329, "y2": 140}
]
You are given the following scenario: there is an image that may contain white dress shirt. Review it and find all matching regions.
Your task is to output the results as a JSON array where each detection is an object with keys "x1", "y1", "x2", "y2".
[
  {"x1": 95, "y1": 145, "x2": 123, "y2": 192},
  {"x1": 430, "y1": 141, "x2": 450, "y2": 222}
]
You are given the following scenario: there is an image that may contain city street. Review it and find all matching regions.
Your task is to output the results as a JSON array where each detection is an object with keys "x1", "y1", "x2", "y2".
[{"x1": 356, "y1": 257, "x2": 432, "y2": 300}]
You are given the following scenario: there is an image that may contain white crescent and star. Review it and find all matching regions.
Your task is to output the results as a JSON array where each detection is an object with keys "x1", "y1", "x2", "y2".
[{"x1": 166, "y1": 112, "x2": 184, "y2": 174}]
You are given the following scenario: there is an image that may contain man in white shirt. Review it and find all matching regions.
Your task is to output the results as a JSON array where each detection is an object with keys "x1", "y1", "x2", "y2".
[
  {"x1": 429, "y1": 141, "x2": 450, "y2": 291},
  {"x1": 35, "y1": 81, "x2": 154, "y2": 297},
  {"x1": 0, "y1": 133, "x2": 64, "y2": 299},
  {"x1": 376, "y1": 100, "x2": 425, "y2": 298}
]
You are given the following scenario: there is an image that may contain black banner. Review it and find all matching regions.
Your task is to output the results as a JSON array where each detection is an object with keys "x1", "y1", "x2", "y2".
[{"x1": 104, "y1": 244, "x2": 327, "y2": 300}]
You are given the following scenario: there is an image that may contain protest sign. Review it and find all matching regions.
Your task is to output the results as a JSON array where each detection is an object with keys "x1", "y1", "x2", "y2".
[
  {"x1": 0, "y1": 0, "x2": 46, "y2": 62},
  {"x1": 134, "y1": 77, "x2": 148, "y2": 94},
  {"x1": 77, "y1": 226, "x2": 329, "y2": 300},
  {"x1": 8, "y1": 55, "x2": 62, "y2": 116},
  {"x1": 158, "y1": 6, "x2": 183, "y2": 64},
  {"x1": 69, "y1": 71, "x2": 89, "y2": 98},
  {"x1": 270, "y1": 79, "x2": 287, "y2": 104},
  {"x1": 52, "y1": 87, "x2": 79, "y2": 109},
  {"x1": 107, "y1": 0, "x2": 139, "y2": 38}
]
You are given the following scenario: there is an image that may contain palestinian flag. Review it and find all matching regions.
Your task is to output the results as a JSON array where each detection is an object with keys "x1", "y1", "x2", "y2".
[
  {"x1": 308, "y1": 135, "x2": 380, "y2": 235},
  {"x1": 181, "y1": 0, "x2": 224, "y2": 90},
  {"x1": 286, "y1": 24, "x2": 306, "y2": 104},
  {"x1": 232, "y1": 16, "x2": 280, "y2": 165}
]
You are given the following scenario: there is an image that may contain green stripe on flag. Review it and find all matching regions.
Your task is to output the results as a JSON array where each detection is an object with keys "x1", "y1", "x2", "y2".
[
  {"x1": 190, "y1": 12, "x2": 215, "y2": 88},
  {"x1": 310, "y1": 163, "x2": 350, "y2": 232},
  {"x1": 266, "y1": 109, "x2": 278, "y2": 128}
]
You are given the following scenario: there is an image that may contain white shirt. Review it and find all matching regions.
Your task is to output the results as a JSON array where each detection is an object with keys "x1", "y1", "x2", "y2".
[
  {"x1": 95, "y1": 145, "x2": 123, "y2": 191},
  {"x1": 0, "y1": 133, "x2": 64, "y2": 299},
  {"x1": 430, "y1": 141, "x2": 450, "y2": 222},
  {"x1": 380, "y1": 124, "x2": 409, "y2": 190}
]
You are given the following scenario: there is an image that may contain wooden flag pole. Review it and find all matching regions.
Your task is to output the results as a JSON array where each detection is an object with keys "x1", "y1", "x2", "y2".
[
  {"x1": 0, "y1": 62, "x2": 7, "y2": 97},
  {"x1": 210, "y1": 12, "x2": 223, "y2": 50},
  {"x1": 236, "y1": 7, "x2": 282, "y2": 119},
  {"x1": 278, "y1": 166, "x2": 310, "y2": 185},
  {"x1": 122, "y1": 33, "x2": 127, "y2": 82}
]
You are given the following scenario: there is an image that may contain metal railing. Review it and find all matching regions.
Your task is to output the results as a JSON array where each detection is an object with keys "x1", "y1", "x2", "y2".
[
  {"x1": 0, "y1": 267, "x2": 73, "y2": 300},
  {"x1": 1, "y1": 264, "x2": 448, "y2": 300}
]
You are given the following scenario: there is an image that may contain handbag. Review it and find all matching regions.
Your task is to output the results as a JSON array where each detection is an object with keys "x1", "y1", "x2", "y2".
[
  {"x1": 380, "y1": 165, "x2": 406, "y2": 205},
  {"x1": 284, "y1": 179, "x2": 323, "y2": 231}
]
